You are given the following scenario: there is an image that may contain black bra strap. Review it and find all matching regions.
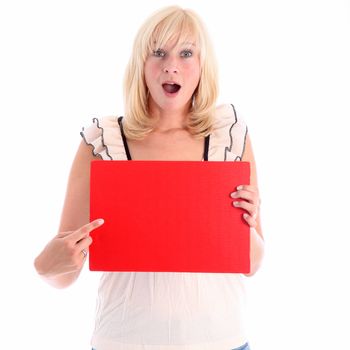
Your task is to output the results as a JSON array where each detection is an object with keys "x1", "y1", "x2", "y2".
[
  {"x1": 203, "y1": 134, "x2": 210, "y2": 161},
  {"x1": 118, "y1": 117, "x2": 132, "y2": 160},
  {"x1": 118, "y1": 116, "x2": 210, "y2": 161}
]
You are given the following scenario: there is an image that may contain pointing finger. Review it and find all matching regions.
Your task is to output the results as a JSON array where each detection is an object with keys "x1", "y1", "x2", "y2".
[{"x1": 70, "y1": 219, "x2": 104, "y2": 243}]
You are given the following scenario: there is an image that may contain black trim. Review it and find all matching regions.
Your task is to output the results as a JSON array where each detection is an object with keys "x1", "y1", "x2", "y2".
[
  {"x1": 80, "y1": 130, "x2": 103, "y2": 160},
  {"x1": 80, "y1": 117, "x2": 113, "y2": 160},
  {"x1": 92, "y1": 118, "x2": 113, "y2": 160},
  {"x1": 118, "y1": 117, "x2": 132, "y2": 160},
  {"x1": 225, "y1": 104, "x2": 249, "y2": 161},
  {"x1": 203, "y1": 134, "x2": 210, "y2": 161},
  {"x1": 224, "y1": 104, "x2": 238, "y2": 161}
]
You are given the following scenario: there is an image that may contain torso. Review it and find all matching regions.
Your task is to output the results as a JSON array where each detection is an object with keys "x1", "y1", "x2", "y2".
[{"x1": 126, "y1": 130, "x2": 206, "y2": 161}]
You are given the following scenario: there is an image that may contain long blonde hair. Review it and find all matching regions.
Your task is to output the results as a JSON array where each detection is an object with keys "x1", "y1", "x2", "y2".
[{"x1": 123, "y1": 6, "x2": 219, "y2": 140}]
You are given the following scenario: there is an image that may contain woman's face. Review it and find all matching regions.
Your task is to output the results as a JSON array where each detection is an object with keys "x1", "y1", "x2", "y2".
[{"x1": 144, "y1": 39, "x2": 200, "y2": 115}]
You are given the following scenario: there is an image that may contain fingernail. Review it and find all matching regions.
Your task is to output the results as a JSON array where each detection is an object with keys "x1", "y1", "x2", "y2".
[
  {"x1": 237, "y1": 185, "x2": 243, "y2": 190},
  {"x1": 243, "y1": 213, "x2": 249, "y2": 219},
  {"x1": 230, "y1": 192, "x2": 238, "y2": 198},
  {"x1": 233, "y1": 201, "x2": 240, "y2": 207},
  {"x1": 98, "y1": 219, "x2": 104, "y2": 224}
]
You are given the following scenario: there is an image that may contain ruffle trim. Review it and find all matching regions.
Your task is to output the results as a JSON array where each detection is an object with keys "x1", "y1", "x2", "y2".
[
  {"x1": 208, "y1": 104, "x2": 248, "y2": 161},
  {"x1": 80, "y1": 117, "x2": 112, "y2": 160},
  {"x1": 80, "y1": 116, "x2": 128, "y2": 161},
  {"x1": 80, "y1": 105, "x2": 248, "y2": 162}
]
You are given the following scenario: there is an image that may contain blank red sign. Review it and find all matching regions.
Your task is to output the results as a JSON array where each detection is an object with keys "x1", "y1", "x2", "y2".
[{"x1": 89, "y1": 160, "x2": 250, "y2": 273}]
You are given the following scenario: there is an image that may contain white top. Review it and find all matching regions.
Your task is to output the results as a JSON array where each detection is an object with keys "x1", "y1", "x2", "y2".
[{"x1": 81, "y1": 104, "x2": 249, "y2": 350}]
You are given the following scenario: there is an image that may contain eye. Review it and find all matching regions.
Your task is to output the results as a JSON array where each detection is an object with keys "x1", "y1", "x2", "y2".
[
  {"x1": 180, "y1": 50, "x2": 193, "y2": 58},
  {"x1": 153, "y1": 49, "x2": 165, "y2": 57}
]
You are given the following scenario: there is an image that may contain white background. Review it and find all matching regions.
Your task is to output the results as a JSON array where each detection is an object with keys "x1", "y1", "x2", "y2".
[{"x1": 1, "y1": 0, "x2": 349, "y2": 349}]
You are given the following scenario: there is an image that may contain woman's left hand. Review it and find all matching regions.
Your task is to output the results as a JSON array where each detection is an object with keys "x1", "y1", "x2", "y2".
[{"x1": 230, "y1": 185, "x2": 261, "y2": 228}]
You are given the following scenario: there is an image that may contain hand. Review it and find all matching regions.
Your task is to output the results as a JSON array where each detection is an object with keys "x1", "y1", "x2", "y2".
[
  {"x1": 230, "y1": 185, "x2": 260, "y2": 228},
  {"x1": 34, "y1": 219, "x2": 104, "y2": 278}
]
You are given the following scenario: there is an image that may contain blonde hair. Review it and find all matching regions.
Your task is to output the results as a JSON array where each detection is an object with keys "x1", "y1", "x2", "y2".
[{"x1": 123, "y1": 6, "x2": 219, "y2": 140}]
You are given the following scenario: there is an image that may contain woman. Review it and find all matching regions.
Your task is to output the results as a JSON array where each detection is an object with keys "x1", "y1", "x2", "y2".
[{"x1": 34, "y1": 6, "x2": 264, "y2": 350}]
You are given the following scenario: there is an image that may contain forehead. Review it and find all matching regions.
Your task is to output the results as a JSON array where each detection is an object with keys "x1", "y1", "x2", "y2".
[{"x1": 155, "y1": 39, "x2": 196, "y2": 50}]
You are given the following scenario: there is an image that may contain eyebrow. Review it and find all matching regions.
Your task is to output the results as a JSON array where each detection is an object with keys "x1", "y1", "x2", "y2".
[{"x1": 180, "y1": 42, "x2": 196, "y2": 47}]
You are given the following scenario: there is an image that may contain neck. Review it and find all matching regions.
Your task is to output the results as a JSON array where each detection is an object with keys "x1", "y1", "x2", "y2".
[{"x1": 149, "y1": 99, "x2": 191, "y2": 132}]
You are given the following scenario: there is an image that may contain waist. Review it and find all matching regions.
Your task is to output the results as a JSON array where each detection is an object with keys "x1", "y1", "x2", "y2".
[
  {"x1": 91, "y1": 336, "x2": 249, "y2": 350},
  {"x1": 92, "y1": 272, "x2": 247, "y2": 348}
]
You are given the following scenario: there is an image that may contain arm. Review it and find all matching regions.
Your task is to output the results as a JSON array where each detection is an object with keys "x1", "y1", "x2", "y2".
[
  {"x1": 34, "y1": 140, "x2": 103, "y2": 288},
  {"x1": 233, "y1": 134, "x2": 265, "y2": 276}
]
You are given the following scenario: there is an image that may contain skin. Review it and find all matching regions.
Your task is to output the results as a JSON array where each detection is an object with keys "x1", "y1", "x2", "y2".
[
  {"x1": 34, "y1": 37, "x2": 264, "y2": 288},
  {"x1": 34, "y1": 219, "x2": 104, "y2": 288},
  {"x1": 144, "y1": 40, "x2": 200, "y2": 130},
  {"x1": 144, "y1": 39, "x2": 264, "y2": 276},
  {"x1": 235, "y1": 135, "x2": 264, "y2": 276}
]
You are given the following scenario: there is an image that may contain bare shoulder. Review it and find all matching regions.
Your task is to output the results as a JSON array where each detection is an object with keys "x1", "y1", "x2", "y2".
[{"x1": 58, "y1": 140, "x2": 101, "y2": 233}]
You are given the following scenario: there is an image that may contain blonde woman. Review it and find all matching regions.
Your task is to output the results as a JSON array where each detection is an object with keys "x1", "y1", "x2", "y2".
[{"x1": 34, "y1": 6, "x2": 264, "y2": 350}]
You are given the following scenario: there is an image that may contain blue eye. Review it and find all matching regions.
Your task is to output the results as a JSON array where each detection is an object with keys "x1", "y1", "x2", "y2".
[
  {"x1": 180, "y1": 50, "x2": 193, "y2": 58},
  {"x1": 153, "y1": 49, "x2": 165, "y2": 57}
]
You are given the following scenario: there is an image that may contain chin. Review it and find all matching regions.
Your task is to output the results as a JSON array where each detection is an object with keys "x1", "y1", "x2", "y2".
[{"x1": 149, "y1": 93, "x2": 192, "y2": 113}]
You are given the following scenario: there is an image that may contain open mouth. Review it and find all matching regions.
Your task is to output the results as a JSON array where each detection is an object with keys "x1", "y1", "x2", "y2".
[{"x1": 162, "y1": 83, "x2": 181, "y2": 94}]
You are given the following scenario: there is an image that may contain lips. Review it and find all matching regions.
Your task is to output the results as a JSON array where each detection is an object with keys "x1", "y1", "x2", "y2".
[{"x1": 162, "y1": 82, "x2": 181, "y2": 94}]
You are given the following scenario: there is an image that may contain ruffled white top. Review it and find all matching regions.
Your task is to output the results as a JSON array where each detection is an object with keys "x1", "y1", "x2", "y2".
[{"x1": 80, "y1": 104, "x2": 249, "y2": 350}]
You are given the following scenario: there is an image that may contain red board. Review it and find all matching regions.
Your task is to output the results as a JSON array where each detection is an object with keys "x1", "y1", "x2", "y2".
[{"x1": 89, "y1": 160, "x2": 250, "y2": 273}]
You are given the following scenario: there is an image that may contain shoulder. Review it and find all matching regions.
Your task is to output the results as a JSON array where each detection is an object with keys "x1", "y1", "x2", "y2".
[
  {"x1": 212, "y1": 103, "x2": 247, "y2": 132},
  {"x1": 209, "y1": 104, "x2": 248, "y2": 161},
  {"x1": 80, "y1": 115, "x2": 127, "y2": 160},
  {"x1": 81, "y1": 115, "x2": 121, "y2": 137}
]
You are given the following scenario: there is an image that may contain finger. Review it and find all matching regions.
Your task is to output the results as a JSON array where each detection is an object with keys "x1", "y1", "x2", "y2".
[
  {"x1": 81, "y1": 249, "x2": 88, "y2": 260},
  {"x1": 76, "y1": 238, "x2": 92, "y2": 261},
  {"x1": 75, "y1": 235, "x2": 93, "y2": 252},
  {"x1": 236, "y1": 185, "x2": 259, "y2": 194},
  {"x1": 231, "y1": 190, "x2": 258, "y2": 205},
  {"x1": 57, "y1": 231, "x2": 73, "y2": 238},
  {"x1": 232, "y1": 200, "x2": 258, "y2": 218},
  {"x1": 77, "y1": 244, "x2": 90, "y2": 261},
  {"x1": 70, "y1": 219, "x2": 104, "y2": 243},
  {"x1": 58, "y1": 219, "x2": 104, "y2": 240},
  {"x1": 243, "y1": 213, "x2": 258, "y2": 228}
]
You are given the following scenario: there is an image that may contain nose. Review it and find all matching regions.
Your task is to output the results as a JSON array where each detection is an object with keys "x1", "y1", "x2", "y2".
[
  {"x1": 163, "y1": 66, "x2": 178, "y2": 74},
  {"x1": 162, "y1": 53, "x2": 179, "y2": 74}
]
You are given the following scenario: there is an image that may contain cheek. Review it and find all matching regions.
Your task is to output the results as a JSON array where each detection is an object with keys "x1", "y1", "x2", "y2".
[
  {"x1": 144, "y1": 63, "x2": 151, "y2": 86},
  {"x1": 144, "y1": 61, "x2": 158, "y2": 87},
  {"x1": 184, "y1": 62, "x2": 200, "y2": 86}
]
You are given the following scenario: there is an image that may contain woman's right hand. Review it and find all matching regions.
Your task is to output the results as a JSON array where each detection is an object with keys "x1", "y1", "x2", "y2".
[{"x1": 34, "y1": 218, "x2": 104, "y2": 279}]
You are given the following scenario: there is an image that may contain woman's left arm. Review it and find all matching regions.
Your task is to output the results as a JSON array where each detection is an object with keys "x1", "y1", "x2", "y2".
[{"x1": 231, "y1": 134, "x2": 265, "y2": 276}]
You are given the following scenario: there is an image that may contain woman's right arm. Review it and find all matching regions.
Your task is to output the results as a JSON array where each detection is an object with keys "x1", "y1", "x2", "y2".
[{"x1": 34, "y1": 140, "x2": 104, "y2": 289}]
